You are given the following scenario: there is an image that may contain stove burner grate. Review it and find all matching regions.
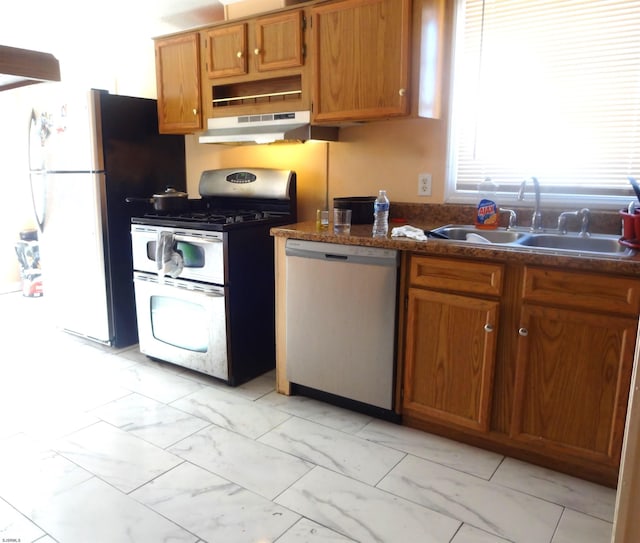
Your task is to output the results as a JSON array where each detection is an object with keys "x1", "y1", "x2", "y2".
[{"x1": 140, "y1": 209, "x2": 290, "y2": 226}]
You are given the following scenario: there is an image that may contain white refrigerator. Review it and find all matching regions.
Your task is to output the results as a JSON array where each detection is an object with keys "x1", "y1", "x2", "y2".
[{"x1": 27, "y1": 86, "x2": 186, "y2": 347}]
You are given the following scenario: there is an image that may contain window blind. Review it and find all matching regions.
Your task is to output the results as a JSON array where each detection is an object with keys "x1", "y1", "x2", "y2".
[{"x1": 449, "y1": 0, "x2": 640, "y2": 205}]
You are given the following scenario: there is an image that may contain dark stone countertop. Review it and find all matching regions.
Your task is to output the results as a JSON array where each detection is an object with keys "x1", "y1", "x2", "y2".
[{"x1": 271, "y1": 220, "x2": 640, "y2": 277}]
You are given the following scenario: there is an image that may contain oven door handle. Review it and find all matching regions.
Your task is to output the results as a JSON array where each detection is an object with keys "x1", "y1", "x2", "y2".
[
  {"x1": 203, "y1": 289, "x2": 225, "y2": 298},
  {"x1": 173, "y1": 234, "x2": 223, "y2": 243}
]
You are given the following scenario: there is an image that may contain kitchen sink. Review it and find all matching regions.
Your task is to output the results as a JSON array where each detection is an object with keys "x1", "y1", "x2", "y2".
[
  {"x1": 430, "y1": 225, "x2": 527, "y2": 244},
  {"x1": 430, "y1": 224, "x2": 634, "y2": 257},
  {"x1": 515, "y1": 233, "x2": 633, "y2": 256}
]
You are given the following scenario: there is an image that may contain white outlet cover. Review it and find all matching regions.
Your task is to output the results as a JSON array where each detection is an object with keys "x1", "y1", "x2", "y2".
[{"x1": 418, "y1": 173, "x2": 432, "y2": 196}]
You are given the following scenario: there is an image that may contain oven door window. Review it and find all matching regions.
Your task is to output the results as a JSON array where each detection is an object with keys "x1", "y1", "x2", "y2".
[
  {"x1": 146, "y1": 241, "x2": 205, "y2": 268},
  {"x1": 150, "y1": 295, "x2": 208, "y2": 352}
]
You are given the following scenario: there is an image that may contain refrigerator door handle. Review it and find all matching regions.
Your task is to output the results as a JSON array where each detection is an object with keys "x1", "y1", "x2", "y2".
[
  {"x1": 28, "y1": 109, "x2": 47, "y2": 231},
  {"x1": 28, "y1": 172, "x2": 46, "y2": 232},
  {"x1": 28, "y1": 108, "x2": 47, "y2": 171}
]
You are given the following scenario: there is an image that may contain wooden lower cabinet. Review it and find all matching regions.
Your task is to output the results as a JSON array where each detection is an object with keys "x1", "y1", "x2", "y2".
[
  {"x1": 403, "y1": 288, "x2": 499, "y2": 432},
  {"x1": 401, "y1": 255, "x2": 640, "y2": 486},
  {"x1": 509, "y1": 266, "x2": 638, "y2": 477},
  {"x1": 511, "y1": 303, "x2": 635, "y2": 466}
]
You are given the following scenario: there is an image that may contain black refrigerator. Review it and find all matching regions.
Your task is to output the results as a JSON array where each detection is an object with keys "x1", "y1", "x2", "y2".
[{"x1": 27, "y1": 87, "x2": 186, "y2": 347}]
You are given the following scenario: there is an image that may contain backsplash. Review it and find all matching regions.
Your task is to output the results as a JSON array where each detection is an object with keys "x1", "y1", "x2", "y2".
[{"x1": 391, "y1": 203, "x2": 624, "y2": 236}]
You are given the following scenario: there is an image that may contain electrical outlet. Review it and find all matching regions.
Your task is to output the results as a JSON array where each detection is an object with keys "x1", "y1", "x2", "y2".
[{"x1": 418, "y1": 173, "x2": 432, "y2": 196}]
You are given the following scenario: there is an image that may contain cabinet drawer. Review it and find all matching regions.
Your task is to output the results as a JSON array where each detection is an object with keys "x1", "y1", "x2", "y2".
[
  {"x1": 410, "y1": 256, "x2": 504, "y2": 296},
  {"x1": 522, "y1": 267, "x2": 640, "y2": 315}
]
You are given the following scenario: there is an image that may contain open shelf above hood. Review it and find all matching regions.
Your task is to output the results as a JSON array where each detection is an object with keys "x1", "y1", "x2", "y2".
[{"x1": 0, "y1": 45, "x2": 61, "y2": 92}]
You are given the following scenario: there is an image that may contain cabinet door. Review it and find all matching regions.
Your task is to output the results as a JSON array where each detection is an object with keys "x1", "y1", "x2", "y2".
[
  {"x1": 203, "y1": 24, "x2": 248, "y2": 79},
  {"x1": 254, "y1": 11, "x2": 304, "y2": 72},
  {"x1": 403, "y1": 287, "x2": 499, "y2": 432},
  {"x1": 312, "y1": 0, "x2": 411, "y2": 122},
  {"x1": 154, "y1": 33, "x2": 202, "y2": 134},
  {"x1": 511, "y1": 303, "x2": 636, "y2": 466}
]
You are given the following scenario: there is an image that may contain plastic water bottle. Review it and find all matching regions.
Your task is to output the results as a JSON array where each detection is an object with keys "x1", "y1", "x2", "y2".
[{"x1": 372, "y1": 190, "x2": 390, "y2": 237}]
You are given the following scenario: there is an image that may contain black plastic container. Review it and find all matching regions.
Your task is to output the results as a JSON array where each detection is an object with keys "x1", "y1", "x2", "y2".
[
  {"x1": 19, "y1": 229, "x2": 38, "y2": 241},
  {"x1": 333, "y1": 196, "x2": 376, "y2": 224}
]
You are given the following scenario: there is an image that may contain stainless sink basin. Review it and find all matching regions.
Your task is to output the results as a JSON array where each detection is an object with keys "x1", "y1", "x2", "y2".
[
  {"x1": 515, "y1": 233, "x2": 633, "y2": 256},
  {"x1": 430, "y1": 224, "x2": 634, "y2": 257},
  {"x1": 431, "y1": 225, "x2": 527, "y2": 244}
]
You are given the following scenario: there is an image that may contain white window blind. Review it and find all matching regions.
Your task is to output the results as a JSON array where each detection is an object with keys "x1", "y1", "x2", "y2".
[{"x1": 448, "y1": 0, "x2": 640, "y2": 207}]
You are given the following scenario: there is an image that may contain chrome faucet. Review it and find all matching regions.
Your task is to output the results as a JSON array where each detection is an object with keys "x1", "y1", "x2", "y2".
[
  {"x1": 518, "y1": 177, "x2": 543, "y2": 231},
  {"x1": 499, "y1": 208, "x2": 518, "y2": 229},
  {"x1": 556, "y1": 208, "x2": 591, "y2": 236},
  {"x1": 578, "y1": 208, "x2": 591, "y2": 237},
  {"x1": 557, "y1": 210, "x2": 578, "y2": 234}
]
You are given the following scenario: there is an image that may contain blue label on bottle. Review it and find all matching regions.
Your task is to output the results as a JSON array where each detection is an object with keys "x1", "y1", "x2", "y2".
[
  {"x1": 374, "y1": 202, "x2": 389, "y2": 212},
  {"x1": 476, "y1": 198, "x2": 498, "y2": 227}
]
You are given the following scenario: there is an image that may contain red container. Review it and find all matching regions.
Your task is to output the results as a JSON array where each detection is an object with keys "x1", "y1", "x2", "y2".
[{"x1": 619, "y1": 209, "x2": 640, "y2": 240}]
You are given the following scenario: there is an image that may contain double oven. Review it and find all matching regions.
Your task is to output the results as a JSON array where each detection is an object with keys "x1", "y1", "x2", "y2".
[{"x1": 130, "y1": 168, "x2": 296, "y2": 386}]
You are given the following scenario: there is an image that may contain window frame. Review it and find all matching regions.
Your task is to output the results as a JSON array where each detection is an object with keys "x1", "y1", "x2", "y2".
[{"x1": 445, "y1": 0, "x2": 640, "y2": 211}]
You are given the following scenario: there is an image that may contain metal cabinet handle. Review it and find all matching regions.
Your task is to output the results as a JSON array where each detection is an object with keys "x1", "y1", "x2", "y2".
[
  {"x1": 484, "y1": 324, "x2": 494, "y2": 333},
  {"x1": 399, "y1": 88, "x2": 407, "y2": 97},
  {"x1": 236, "y1": 51, "x2": 243, "y2": 58},
  {"x1": 192, "y1": 108, "x2": 198, "y2": 116},
  {"x1": 254, "y1": 48, "x2": 261, "y2": 55},
  {"x1": 518, "y1": 327, "x2": 528, "y2": 336}
]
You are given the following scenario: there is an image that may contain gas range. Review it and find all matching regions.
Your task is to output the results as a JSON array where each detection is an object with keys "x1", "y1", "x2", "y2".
[
  {"x1": 131, "y1": 168, "x2": 296, "y2": 231},
  {"x1": 130, "y1": 168, "x2": 296, "y2": 386}
]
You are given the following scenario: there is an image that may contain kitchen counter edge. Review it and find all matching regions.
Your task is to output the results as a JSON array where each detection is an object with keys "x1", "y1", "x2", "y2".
[{"x1": 271, "y1": 221, "x2": 640, "y2": 276}]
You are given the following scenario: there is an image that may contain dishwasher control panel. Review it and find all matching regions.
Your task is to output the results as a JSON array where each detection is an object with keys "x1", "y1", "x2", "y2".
[{"x1": 285, "y1": 239, "x2": 398, "y2": 263}]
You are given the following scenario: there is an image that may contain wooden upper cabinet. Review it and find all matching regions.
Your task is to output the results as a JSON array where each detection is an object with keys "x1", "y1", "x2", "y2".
[
  {"x1": 203, "y1": 10, "x2": 304, "y2": 80},
  {"x1": 200, "y1": 9, "x2": 308, "y2": 118},
  {"x1": 154, "y1": 32, "x2": 202, "y2": 134},
  {"x1": 203, "y1": 24, "x2": 248, "y2": 79},
  {"x1": 311, "y1": 0, "x2": 412, "y2": 123},
  {"x1": 255, "y1": 11, "x2": 304, "y2": 72}
]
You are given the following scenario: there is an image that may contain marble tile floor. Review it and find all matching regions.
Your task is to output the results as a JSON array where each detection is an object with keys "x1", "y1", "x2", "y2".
[{"x1": 0, "y1": 292, "x2": 617, "y2": 543}]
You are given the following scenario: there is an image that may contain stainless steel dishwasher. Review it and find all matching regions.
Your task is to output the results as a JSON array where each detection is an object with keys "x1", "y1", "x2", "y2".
[{"x1": 285, "y1": 239, "x2": 399, "y2": 411}]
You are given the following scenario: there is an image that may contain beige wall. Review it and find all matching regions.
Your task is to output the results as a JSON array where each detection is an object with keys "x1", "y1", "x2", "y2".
[
  {"x1": 184, "y1": 115, "x2": 448, "y2": 221},
  {"x1": 188, "y1": 0, "x2": 451, "y2": 220}
]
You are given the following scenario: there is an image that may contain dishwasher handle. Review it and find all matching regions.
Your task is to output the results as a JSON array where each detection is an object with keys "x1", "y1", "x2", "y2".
[
  {"x1": 286, "y1": 247, "x2": 396, "y2": 267},
  {"x1": 285, "y1": 240, "x2": 398, "y2": 267}
]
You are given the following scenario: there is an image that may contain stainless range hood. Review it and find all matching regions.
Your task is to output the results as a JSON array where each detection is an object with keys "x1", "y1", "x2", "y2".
[
  {"x1": 0, "y1": 45, "x2": 61, "y2": 92},
  {"x1": 198, "y1": 110, "x2": 339, "y2": 144}
]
